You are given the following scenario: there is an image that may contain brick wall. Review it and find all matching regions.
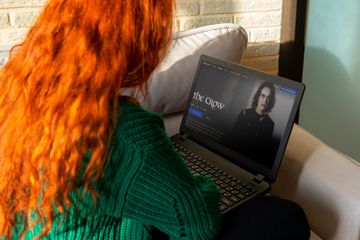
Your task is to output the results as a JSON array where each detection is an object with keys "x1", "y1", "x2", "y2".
[
  {"x1": 0, "y1": 0, "x2": 283, "y2": 74},
  {"x1": 175, "y1": 0, "x2": 282, "y2": 74},
  {"x1": 0, "y1": 0, "x2": 44, "y2": 65}
]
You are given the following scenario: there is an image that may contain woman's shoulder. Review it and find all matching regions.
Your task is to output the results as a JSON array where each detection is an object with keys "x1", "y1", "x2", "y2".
[
  {"x1": 118, "y1": 97, "x2": 161, "y2": 118},
  {"x1": 114, "y1": 97, "x2": 169, "y2": 150}
]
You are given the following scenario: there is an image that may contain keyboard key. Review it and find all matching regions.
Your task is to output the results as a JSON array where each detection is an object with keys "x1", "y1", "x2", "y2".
[
  {"x1": 219, "y1": 176, "x2": 226, "y2": 180},
  {"x1": 208, "y1": 169, "x2": 216, "y2": 174},
  {"x1": 234, "y1": 185, "x2": 242, "y2": 190},
  {"x1": 230, "y1": 196, "x2": 240, "y2": 202},
  {"x1": 224, "y1": 178, "x2": 232, "y2": 184},
  {"x1": 220, "y1": 183, "x2": 228, "y2": 188},
  {"x1": 237, "y1": 193, "x2": 246, "y2": 200},
  {"x1": 215, "y1": 179, "x2": 223, "y2": 185},
  {"x1": 191, "y1": 165, "x2": 198, "y2": 171},
  {"x1": 222, "y1": 198, "x2": 234, "y2": 207},
  {"x1": 224, "y1": 192, "x2": 232, "y2": 198},
  {"x1": 178, "y1": 150, "x2": 188, "y2": 157},
  {"x1": 231, "y1": 190, "x2": 239, "y2": 195},
  {"x1": 230, "y1": 181, "x2": 237, "y2": 187},
  {"x1": 220, "y1": 204, "x2": 228, "y2": 211},
  {"x1": 244, "y1": 191, "x2": 252, "y2": 197}
]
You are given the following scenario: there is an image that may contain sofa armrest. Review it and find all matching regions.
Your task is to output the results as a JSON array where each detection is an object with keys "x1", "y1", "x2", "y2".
[{"x1": 271, "y1": 124, "x2": 360, "y2": 240}]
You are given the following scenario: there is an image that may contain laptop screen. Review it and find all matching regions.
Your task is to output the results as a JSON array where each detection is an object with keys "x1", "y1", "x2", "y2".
[{"x1": 180, "y1": 55, "x2": 304, "y2": 181}]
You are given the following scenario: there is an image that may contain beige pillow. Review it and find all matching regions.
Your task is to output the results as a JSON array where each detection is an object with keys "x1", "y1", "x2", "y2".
[{"x1": 124, "y1": 23, "x2": 248, "y2": 115}]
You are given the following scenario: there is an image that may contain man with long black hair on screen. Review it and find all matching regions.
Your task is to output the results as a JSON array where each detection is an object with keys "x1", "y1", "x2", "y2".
[{"x1": 230, "y1": 81, "x2": 276, "y2": 166}]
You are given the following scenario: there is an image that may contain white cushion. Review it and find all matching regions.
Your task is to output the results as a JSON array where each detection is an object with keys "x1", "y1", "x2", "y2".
[{"x1": 123, "y1": 23, "x2": 248, "y2": 115}]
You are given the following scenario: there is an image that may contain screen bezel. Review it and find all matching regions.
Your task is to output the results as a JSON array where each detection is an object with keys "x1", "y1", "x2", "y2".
[{"x1": 179, "y1": 55, "x2": 305, "y2": 182}]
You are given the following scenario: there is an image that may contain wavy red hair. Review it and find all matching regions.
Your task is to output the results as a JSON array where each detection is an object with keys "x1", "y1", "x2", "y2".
[{"x1": 0, "y1": 0, "x2": 173, "y2": 238}]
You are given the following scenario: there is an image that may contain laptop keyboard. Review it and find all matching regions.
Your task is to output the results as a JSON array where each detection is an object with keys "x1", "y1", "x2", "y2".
[{"x1": 174, "y1": 144, "x2": 257, "y2": 212}]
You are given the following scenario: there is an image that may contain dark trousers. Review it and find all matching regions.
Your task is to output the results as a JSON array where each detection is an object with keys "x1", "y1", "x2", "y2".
[
  {"x1": 153, "y1": 196, "x2": 310, "y2": 240},
  {"x1": 216, "y1": 196, "x2": 310, "y2": 240}
]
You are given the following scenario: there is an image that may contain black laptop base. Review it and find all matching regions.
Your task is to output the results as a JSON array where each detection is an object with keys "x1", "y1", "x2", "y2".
[{"x1": 172, "y1": 134, "x2": 270, "y2": 214}]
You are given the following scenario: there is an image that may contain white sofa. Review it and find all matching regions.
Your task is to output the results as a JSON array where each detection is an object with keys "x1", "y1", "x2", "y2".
[{"x1": 131, "y1": 24, "x2": 360, "y2": 240}]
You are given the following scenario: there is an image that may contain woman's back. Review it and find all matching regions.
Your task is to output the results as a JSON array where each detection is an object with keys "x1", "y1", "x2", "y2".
[
  {"x1": 0, "y1": 0, "x2": 176, "y2": 238},
  {"x1": 15, "y1": 99, "x2": 221, "y2": 239}
]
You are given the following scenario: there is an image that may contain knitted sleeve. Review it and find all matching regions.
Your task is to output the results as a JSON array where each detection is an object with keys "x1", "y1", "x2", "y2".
[
  {"x1": 122, "y1": 141, "x2": 222, "y2": 240},
  {"x1": 115, "y1": 100, "x2": 222, "y2": 239}
]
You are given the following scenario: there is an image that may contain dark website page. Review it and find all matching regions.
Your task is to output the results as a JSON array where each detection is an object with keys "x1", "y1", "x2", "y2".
[{"x1": 184, "y1": 61, "x2": 298, "y2": 169}]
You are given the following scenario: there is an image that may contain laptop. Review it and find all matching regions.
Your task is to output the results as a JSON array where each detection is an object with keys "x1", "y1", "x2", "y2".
[{"x1": 171, "y1": 54, "x2": 305, "y2": 214}]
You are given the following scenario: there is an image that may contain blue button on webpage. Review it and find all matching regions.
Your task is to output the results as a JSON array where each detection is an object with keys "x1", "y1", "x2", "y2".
[{"x1": 189, "y1": 107, "x2": 204, "y2": 118}]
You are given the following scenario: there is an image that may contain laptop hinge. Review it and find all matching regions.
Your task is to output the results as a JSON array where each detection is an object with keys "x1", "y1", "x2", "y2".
[
  {"x1": 180, "y1": 133, "x2": 189, "y2": 141},
  {"x1": 253, "y1": 174, "x2": 265, "y2": 184}
]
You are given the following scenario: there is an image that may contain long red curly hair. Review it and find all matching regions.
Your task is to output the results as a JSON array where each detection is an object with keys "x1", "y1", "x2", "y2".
[{"x1": 0, "y1": 0, "x2": 173, "y2": 237}]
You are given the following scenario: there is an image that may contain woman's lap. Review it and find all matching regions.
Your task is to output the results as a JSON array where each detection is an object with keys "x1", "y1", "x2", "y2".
[
  {"x1": 216, "y1": 195, "x2": 310, "y2": 240},
  {"x1": 152, "y1": 195, "x2": 310, "y2": 240}
]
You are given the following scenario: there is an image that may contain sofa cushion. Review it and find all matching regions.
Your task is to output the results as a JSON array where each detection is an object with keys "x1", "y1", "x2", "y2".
[{"x1": 123, "y1": 23, "x2": 248, "y2": 115}]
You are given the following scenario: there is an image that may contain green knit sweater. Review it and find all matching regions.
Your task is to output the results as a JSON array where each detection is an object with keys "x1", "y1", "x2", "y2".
[{"x1": 15, "y1": 99, "x2": 222, "y2": 239}]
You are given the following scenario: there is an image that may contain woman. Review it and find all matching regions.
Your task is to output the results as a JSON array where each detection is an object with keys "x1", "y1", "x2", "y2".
[
  {"x1": 0, "y1": 0, "x2": 309, "y2": 239},
  {"x1": 0, "y1": 0, "x2": 222, "y2": 238}
]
